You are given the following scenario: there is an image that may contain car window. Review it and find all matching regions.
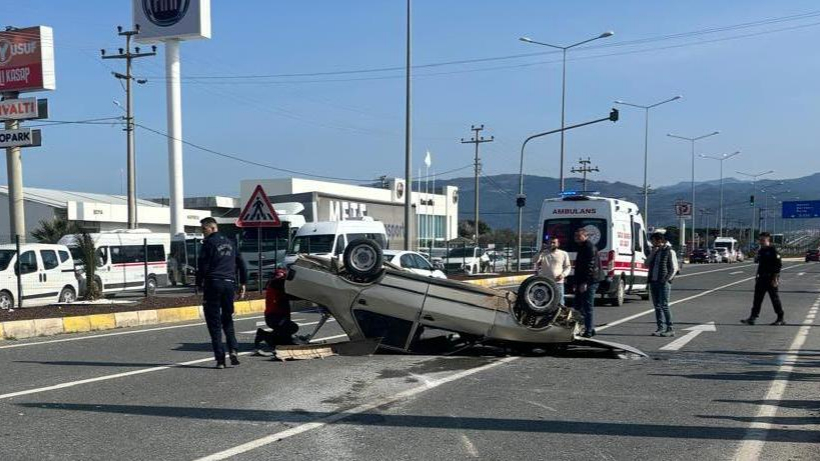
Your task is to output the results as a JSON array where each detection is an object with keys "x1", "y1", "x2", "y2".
[
  {"x1": 17, "y1": 251, "x2": 38, "y2": 275},
  {"x1": 412, "y1": 254, "x2": 432, "y2": 271},
  {"x1": 334, "y1": 235, "x2": 346, "y2": 256},
  {"x1": 96, "y1": 247, "x2": 108, "y2": 267},
  {"x1": 400, "y1": 254, "x2": 416, "y2": 269},
  {"x1": 58, "y1": 250, "x2": 70, "y2": 263},
  {"x1": 40, "y1": 250, "x2": 59, "y2": 270}
]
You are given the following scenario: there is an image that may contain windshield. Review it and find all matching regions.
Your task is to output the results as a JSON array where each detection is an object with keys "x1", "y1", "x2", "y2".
[
  {"x1": 68, "y1": 247, "x2": 84, "y2": 265},
  {"x1": 288, "y1": 234, "x2": 335, "y2": 254},
  {"x1": 447, "y1": 247, "x2": 476, "y2": 258},
  {"x1": 543, "y1": 218, "x2": 608, "y2": 253},
  {"x1": 0, "y1": 250, "x2": 14, "y2": 271},
  {"x1": 239, "y1": 227, "x2": 290, "y2": 253},
  {"x1": 714, "y1": 242, "x2": 732, "y2": 249}
]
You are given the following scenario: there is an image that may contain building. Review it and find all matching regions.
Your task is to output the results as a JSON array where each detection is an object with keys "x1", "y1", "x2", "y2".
[
  {"x1": 239, "y1": 177, "x2": 458, "y2": 250},
  {"x1": 0, "y1": 186, "x2": 211, "y2": 241}
]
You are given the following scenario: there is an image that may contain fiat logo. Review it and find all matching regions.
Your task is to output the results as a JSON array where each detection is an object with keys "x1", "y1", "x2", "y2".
[
  {"x1": 142, "y1": 0, "x2": 191, "y2": 27},
  {"x1": 396, "y1": 181, "x2": 405, "y2": 200}
]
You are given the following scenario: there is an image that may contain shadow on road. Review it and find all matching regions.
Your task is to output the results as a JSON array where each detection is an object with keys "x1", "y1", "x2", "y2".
[
  {"x1": 650, "y1": 370, "x2": 820, "y2": 382},
  {"x1": 714, "y1": 399, "x2": 820, "y2": 411}
]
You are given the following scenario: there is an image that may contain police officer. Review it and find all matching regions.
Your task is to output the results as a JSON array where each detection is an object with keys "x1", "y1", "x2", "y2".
[
  {"x1": 197, "y1": 217, "x2": 247, "y2": 369},
  {"x1": 741, "y1": 232, "x2": 785, "y2": 326},
  {"x1": 573, "y1": 228, "x2": 600, "y2": 338}
]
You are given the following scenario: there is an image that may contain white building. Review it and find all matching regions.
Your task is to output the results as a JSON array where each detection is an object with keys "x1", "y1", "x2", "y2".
[
  {"x1": 239, "y1": 177, "x2": 459, "y2": 250},
  {"x1": 0, "y1": 186, "x2": 211, "y2": 241}
]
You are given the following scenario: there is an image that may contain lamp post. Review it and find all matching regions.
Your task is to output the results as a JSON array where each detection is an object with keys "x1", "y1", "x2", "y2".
[
  {"x1": 737, "y1": 170, "x2": 773, "y2": 251},
  {"x1": 699, "y1": 150, "x2": 740, "y2": 237},
  {"x1": 614, "y1": 95, "x2": 682, "y2": 227},
  {"x1": 761, "y1": 183, "x2": 788, "y2": 232},
  {"x1": 402, "y1": 0, "x2": 413, "y2": 250},
  {"x1": 668, "y1": 131, "x2": 720, "y2": 252},
  {"x1": 520, "y1": 31, "x2": 614, "y2": 194}
]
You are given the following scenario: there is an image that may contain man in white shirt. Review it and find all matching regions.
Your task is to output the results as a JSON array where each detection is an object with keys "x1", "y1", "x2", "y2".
[{"x1": 535, "y1": 236, "x2": 572, "y2": 306}]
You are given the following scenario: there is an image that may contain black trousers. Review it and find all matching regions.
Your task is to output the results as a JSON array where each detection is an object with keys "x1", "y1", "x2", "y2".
[
  {"x1": 255, "y1": 313, "x2": 299, "y2": 348},
  {"x1": 750, "y1": 276, "x2": 784, "y2": 319},
  {"x1": 203, "y1": 279, "x2": 239, "y2": 363}
]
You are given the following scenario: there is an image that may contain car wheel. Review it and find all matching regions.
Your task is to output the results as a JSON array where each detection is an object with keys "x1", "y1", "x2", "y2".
[
  {"x1": 0, "y1": 291, "x2": 13, "y2": 310},
  {"x1": 610, "y1": 278, "x2": 626, "y2": 306},
  {"x1": 147, "y1": 276, "x2": 158, "y2": 296},
  {"x1": 516, "y1": 276, "x2": 559, "y2": 316},
  {"x1": 343, "y1": 239, "x2": 384, "y2": 282},
  {"x1": 59, "y1": 287, "x2": 76, "y2": 304}
]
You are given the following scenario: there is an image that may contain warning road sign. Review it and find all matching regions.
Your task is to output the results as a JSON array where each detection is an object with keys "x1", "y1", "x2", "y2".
[
  {"x1": 675, "y1": 201, "x2": 692, "y2": 218},
  {"x1": 236, "y1": 185, "x2": 281, "y2": 228}
]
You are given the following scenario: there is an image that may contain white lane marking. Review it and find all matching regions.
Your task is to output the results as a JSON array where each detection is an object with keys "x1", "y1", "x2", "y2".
[
  {"x1": 659, "y1": 322, "x2": 716, "y2": 351},
  {"x1": 733, "y1": 295, "x2": 819, "y2": 461},
  {"x1": 460, "y1": 434, "x2": 480, "y2": 458},
  {"x1": 192, "y1": 357, "x2": 517, "y2": 461},
  {"x1": 730, "y1": 271, "x2": 744, "y2": 275},
  {"x1": 310, "y1": 334, "x2": 347, "y2": 343},
  {"x1": 797, "y1": 272, "x2": 806, "y2": 277},
  {"x1": 239, "y1": 319, "x2": 336, "y2": 335},
  {"x1": 676, "y1": 264, "x2": 755, "y2": 279},
  {"x1": 0, "y1": 316, "x2": 265, "y2": 350}
]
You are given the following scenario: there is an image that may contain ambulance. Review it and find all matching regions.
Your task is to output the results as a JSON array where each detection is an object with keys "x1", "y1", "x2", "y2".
[{"x1": 537, "y1": 193, "x2": 650, "y2": 306}]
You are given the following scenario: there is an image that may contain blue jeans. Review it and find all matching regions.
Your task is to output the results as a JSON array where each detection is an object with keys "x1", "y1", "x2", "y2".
[
  {"x1": 556, "y1": 282, "x2": 565, "y2": 306},
  {"x1": 575, "y1": 282, "x2": 599, "y2": 333},
  {"x1": 649, "y1": 281, "x2": 673, "y2": 331}
]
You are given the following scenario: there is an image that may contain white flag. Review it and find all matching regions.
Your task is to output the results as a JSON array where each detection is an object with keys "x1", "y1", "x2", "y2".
[{"x1": 424, "y1": 150, "x2": 432, "y2": 168}]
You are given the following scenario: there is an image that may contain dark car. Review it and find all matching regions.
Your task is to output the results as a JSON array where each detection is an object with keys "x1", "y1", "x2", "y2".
[
  {"x1": 806, "y1": 249, "x2": 820, "y2": 262},
  {"x1": 689, "y1": 248, "x2": 708, "y2": 264}
]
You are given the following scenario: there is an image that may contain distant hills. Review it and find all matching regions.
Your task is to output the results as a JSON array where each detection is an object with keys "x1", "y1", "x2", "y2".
[{"x1": 429, "y1": 172, "x2": 820, "y2": 231}]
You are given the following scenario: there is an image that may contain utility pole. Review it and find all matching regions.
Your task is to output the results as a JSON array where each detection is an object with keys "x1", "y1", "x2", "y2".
[
  {"x1": 570, "y1": 157, "x2": 599, "y2": 191},
  {"x1": 101, "y1": 26, "x2": 156, "y2": 230},
  {"x1": 2, "y1": 91, "x2": 25, "y2": 241},
  {"x1": 461, "y1": 125, "x2": 493, "y2": 242},
  {"x1": 403, "y1": 0, "x2": 413, "y2": 250}
]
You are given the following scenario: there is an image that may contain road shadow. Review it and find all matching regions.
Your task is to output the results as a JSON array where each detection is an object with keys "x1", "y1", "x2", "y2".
[
  {"x1": 697, "y1": 414, "x2": 820, "y2": 426},
  {"x1": 714, "y1": 399, "x2": 820, "y2": 411},
  {"x1": 15, "y1": 402, "x2": 820, "y2": 443},
  {"x1": 650, "y1": 370, "x2": 820, "y2": 382},
  {"x1": 12, "y1": 360, "x2": 213, "y2": 369}
]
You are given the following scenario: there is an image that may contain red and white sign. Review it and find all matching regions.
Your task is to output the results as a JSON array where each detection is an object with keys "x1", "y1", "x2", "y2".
[
  {"x1": 0, "y1": 26, "x2": 56, "y2": 93},
  {"x1": 0, "y1": 97, "x2": 38, "y2": 120},
  {"x1": 675, "y1": 202, "x2": 692, "y2": 217},
  {"x1": 236, "y1": 185, "x2": 281, "y2": 228}
]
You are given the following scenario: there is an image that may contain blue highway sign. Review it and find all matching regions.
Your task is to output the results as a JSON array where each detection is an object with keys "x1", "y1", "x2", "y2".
[{"x1": 782, "y1": 200, "x2": 820, "y2": 218}]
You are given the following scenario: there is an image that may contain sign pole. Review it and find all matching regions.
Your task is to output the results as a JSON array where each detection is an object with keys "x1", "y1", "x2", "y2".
[
  {"x1": 166, "y1": 39, "x2": 185, "y2": 237},
  {"x1": 257, "y1": 229, "x2": 262, "y2": 293},
  {"x1": 3, "y1": 92, "x2": 25, "y2": 241},
  {"x1": 680, "y1": 216, "x2": 686, "y2": 261}
]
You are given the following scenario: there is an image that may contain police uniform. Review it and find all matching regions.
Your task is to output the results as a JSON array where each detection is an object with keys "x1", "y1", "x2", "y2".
[
  {"x1": 748, "y1": 245, "x2": 784, "y2": 323},
  {"x1": 196, "y1": 232, "x2": 247, "y2": 365}
]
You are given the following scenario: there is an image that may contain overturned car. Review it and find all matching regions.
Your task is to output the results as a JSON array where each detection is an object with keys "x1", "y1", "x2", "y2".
[{"x1": 285, "y1": 239, "x2": 645, "y2": 356}]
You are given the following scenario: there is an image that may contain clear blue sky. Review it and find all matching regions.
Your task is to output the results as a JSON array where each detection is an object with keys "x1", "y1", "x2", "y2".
[{"x1": 5, "y1": 0, "x2": 820, "y2": 198}]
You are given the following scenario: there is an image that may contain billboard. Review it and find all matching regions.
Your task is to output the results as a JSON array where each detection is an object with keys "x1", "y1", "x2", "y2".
[
  {"x1": 133, "y1": 0, "x2": 212, "y2": 42},
  {"x1": 0, "y1": 26, "x2": 56, "y2": 93},
  {"x1": 782, "y1": 200, "x2": 820, "y2": 219}
]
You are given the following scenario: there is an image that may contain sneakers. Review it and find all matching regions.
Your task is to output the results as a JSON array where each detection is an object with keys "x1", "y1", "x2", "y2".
[
  {"x1": 770, "y1": 319, "x2": 786, "y2": 326},
  {"x1": 581, "y1": 329, "x2": 596, "y2": 338},
  {"x1": 740, "y1": 318, "x2": 756, "y2": 325},
  {"x1": 215, "y1": 362, "x2": 226, "y2": 369},
  {"x1": 651, "y1": 329, "x2": 664, "y2": 337},
  {"x1": 229, "y1": 352, "x2": 241, "y2": 366},
  {"x1": 660, "y1": 329, "x2": 675, "y2": 337}
]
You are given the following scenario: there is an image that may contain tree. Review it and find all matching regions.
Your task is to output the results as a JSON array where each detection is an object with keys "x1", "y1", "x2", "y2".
[
  {"x1": 458, "y1": 220, "x2": 492, "y2": 239},
  {"x1": 75, "y1": 232, "x2": 101, "y2": 300},
  {"x1": 31, "y1": 218, "x2": 81, "y2": 244}
]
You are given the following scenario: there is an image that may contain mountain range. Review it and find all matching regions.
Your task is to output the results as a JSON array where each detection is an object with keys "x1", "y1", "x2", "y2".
[{"x1": 428, "y1": 172, "x2": 820, "y2": 232}]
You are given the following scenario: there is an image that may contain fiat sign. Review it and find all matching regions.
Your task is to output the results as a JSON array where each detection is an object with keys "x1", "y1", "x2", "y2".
[
  {"x1": 0, "y1": 26, "x2": 56, "y2": 93},
  {"x1": 133, "y1": 0, "x2": 211, "y2": 42}
]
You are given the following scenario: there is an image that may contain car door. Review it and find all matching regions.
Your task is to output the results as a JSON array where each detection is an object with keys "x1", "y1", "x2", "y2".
[
  {"x1": 399, "y1": 253, "x2": 423, "y2": 275},
  {"x1": 16, "y1": 250, "x2": 48, "y2": 306},
  {"x1": 39, "y1": 249, "x2": 62, "y2": 302},
  {"x1": 411, "y1": 254, "x2": 436, "y2": 277}
]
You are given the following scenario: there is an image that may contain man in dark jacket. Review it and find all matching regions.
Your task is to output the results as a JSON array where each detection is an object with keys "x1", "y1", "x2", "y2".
[
  {"x1": 646, "y1": 230, "x2": 679, "y2": 337},
  {"x1": 197, "y1": 217, "x2": 247, "y2": 368},
  {"x1": 742, "y1": 232, "x2": 785, "y2": 325},
  {"x1": 573, "y1": 228, "x2": 600, "y2": 337}
]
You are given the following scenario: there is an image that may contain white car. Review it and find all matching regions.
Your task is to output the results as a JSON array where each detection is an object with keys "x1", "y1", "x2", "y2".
[
  {"x1": 382, "y1": 250, "x2": 447, "y2": 279},
  {"x1": 442, "y1": 247, "x2": 490, "y2": 275},
  {"x1": 0, "y1": 243, "x2": 79, "y2": 309}
]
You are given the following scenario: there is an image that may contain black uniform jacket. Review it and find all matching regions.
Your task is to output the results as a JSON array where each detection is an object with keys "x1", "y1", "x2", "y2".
[
  {"x1": 756, "y1": 246, "x2": 782, "y2": 278},
  {"x1": 196, "y1": 232, "x2": 248, "y2": 287}
]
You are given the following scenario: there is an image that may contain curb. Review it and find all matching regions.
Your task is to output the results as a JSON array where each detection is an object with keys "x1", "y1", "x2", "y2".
[
  {"x1": 0, "y1": 299, "x2": 266, "y2": 341},
  {"x1": 0, "y1": 274, "x2": 526, "y2": 342}
]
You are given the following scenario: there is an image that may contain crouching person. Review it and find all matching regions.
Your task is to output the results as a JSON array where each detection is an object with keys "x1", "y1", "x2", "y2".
[{"x1": 254, "y1": 268, "x2": 300, "y2": 355}]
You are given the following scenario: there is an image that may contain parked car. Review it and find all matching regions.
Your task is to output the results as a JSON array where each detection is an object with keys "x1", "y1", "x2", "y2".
[
  {"x1": 382, "y1": 250, "x2": 446, "y2": 279},
  {"x1": 442, "y1": 247, "x2": 490, "y2": 275},
  {"x1": 707, "y1": 249, "x2": 721, "y2": 264},
  {"x1": 806, "y1": 249, "x2": 820, "y2": 262},
  {"x1": 689, "y1": 248, "x2": 708, "y2": 264},
  {"x1": 484, "y1": 250, "x2": 509, "y2": 273},
  {"x1": 0, "y1": 243, "x2": 79, "y2": 309},
  {"x1": 715, "y1": 247, "x2": 732, "y2": 263},
  {"x1": 284, "y1": 239, "x2": 645, "y2": 356}
]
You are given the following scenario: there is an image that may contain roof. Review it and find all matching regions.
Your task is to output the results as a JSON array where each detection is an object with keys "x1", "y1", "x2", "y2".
[{"x1": 0, "y1": 186, "x2": 166, "y2": 209}]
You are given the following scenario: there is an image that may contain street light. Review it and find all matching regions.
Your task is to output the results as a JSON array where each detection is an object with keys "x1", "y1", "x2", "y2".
[
  {"x1": 699, "y1": 150, "x2": 740, "y2": 237},
  {"x1": 761, "y1": 182, "x2": 788, "y2": 232},
  {"x1": 614, "y1": 95, "x2": 682, "y2": 226},
  {"x1": 667, "y1": 131, "x2": 720, "y2": 251},
  {"x1": 520, "y1": 30, "x2": 614, "y2": 194},
  {"x1": 736, "y1": 170, "x2": 773, "y2": 250}
]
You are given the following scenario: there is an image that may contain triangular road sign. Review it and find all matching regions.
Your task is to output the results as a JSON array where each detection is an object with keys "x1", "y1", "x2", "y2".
[{"x1": 236, "y1": 185, "x2": 281, "y2": 228}]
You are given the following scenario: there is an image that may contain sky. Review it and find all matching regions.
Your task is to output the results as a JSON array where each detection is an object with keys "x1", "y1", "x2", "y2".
[{"x1": 4, "y1": 0, "x2": 820, "y2": 199}]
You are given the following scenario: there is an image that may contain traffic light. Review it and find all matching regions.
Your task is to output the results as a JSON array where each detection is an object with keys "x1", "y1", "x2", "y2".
[
  {"x1": 750, "y1": 195, "x2": 755, "y2": 207},
  {"x1": 609, "y1": 108, "x2": 619, "y2": 122},
  {"x1": 516, "y1": 195, "x2": 526, "y2": 208}
]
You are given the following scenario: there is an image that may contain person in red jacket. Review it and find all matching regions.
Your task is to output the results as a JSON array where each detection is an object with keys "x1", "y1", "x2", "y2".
[{"x1": 254, "y1": 268, "x2": 299, "y2": 354}]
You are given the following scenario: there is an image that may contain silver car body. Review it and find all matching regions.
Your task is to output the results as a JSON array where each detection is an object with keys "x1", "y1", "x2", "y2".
[{"x1": 285, "y1": 255, "x2": 578, "y2": 352}]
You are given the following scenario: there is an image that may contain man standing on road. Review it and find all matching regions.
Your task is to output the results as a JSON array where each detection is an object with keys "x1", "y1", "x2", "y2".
[
  {"x1": 536, "y1": 236, "x2": 571, "y2": 306},
  {"x1": 742, "y1": 232, "x2": 785, "y2": 326},
  {"x1": 573, "y1": 228, "x2": 600, "y2": 338},
  {"x1": 197, "y1": 217, "x2": 247, "y2": 369},
  {"x1": 646, "y1": 230, "x2": 679, "y2": 337}
]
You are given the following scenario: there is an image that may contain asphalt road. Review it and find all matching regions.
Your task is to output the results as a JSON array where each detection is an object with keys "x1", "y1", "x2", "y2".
[{"x1": 0, "y1": 262, "x2": 818, "y2": 460}]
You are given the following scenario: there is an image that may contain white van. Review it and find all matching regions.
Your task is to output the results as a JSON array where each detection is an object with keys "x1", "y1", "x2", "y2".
[
  {"x1": 0, "y1": 243, "x2": 79, "y2": 309},
  {"x1": 713, "y1": 237, "x2": 739, "y2": 263},
  {"x1": 285, "y1": 218, "x2": 388, "y2": 266},
  {"x1": 59, "y1": 229, "x2": 170, "y2": 295},
  {"x1": 538, "y1": 194, "x2": 650, "y2": 306},
  {"x1": 241, "y1": 204, "x2": 307, "y2": 283}
]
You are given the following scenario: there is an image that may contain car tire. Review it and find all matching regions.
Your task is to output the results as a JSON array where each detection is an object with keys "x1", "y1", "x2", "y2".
[
  {"x1": 0, "y1": 291, "x2": 13, "y2": 310},
  {"x1": 610, "y1": 278, "x2": 626, "y2": 307},
  {"x1": 343, "y1": 239, "x2": 384, "y2": 282},
  {"x1": 516, "y1": 276, "x2": 560, "y2": 316},
  {"x1": 59, "y1": 286, "x2": 76, "y2": 304}
]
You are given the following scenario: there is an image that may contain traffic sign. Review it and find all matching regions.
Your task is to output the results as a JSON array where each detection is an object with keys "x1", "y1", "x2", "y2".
[
  {"x1": 0, "y1": 129, "x2": 41, "y2": 148},
  {"x1": 0, "y1": 98, "x2": 48, "y2": 120},
  {"x1": 675, "y1": 201, "x2": 692, "y2": 218},
  {"x1": 782, "y1": 200, "x2": 820, "y2": 219},
  {"x1": 236, "y1": 184, "x2": 281, "y2": 228}
]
